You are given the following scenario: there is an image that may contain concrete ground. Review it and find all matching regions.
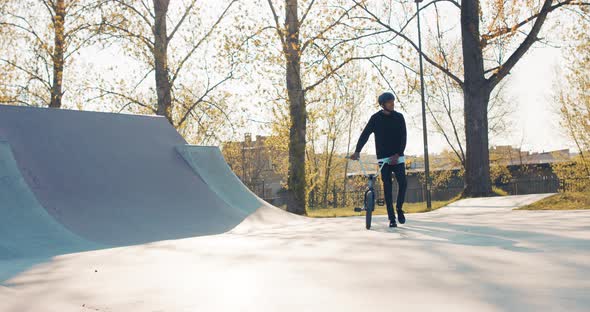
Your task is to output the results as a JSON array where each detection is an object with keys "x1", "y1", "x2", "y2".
[{"x1": 1, "y1": 194, "x2": 589, "y2": 312}]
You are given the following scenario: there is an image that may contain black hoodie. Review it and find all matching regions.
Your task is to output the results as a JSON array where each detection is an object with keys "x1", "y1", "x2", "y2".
[{"x1": 354, "y1": 110, "x2": 407, "y2": 159}]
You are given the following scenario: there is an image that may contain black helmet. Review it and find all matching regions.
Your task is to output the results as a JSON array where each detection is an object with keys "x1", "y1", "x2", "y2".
[{"x1": 378, "y1": 92, "x2": 395, "y2": 106}]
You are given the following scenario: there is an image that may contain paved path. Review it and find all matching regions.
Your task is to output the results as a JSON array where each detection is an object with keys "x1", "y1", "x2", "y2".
[{"x1": 2, "y1": 194, "x2": 589, "y2": 312}]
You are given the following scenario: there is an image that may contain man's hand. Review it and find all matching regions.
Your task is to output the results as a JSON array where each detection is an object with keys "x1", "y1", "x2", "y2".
[
  {"x1": 389, "y1": 153, "x2": 400, "y2": 165},
  {"x1": 349, "y1": 152, "x2": 360, "y2": 160}
]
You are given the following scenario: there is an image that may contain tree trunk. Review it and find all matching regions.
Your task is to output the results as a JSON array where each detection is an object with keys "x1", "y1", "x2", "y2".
[
  {"x1": 321, "y1": 136, "x2": 330, "y2": 207},
  {"x1": 50, "y1": 0, "x2": 65, "y2": 108},
  {"x1": 332, "y1": 181, "x2": 337, "y2": 208},
  {"x1": 343, "y1": 106, "x2": 355, "y2": 206},
  {"x1": 285, "y1": 0, "x2": 306, "y2": 215},
  {"x1": 461, "y1": 0, "x2": 493, "y2": 197},
  {"x1": 322, "y1": 160, "x2": 329, "y2": 208},
  {"x1": 153, "y1": 0, "x2": 173, "y2": 124},
  {"x1": 322, "y1": 138, "x2": 336, "y2": 207},
  {"x1": 463, "y1": 88, "x2": 492, "y2": 196}
]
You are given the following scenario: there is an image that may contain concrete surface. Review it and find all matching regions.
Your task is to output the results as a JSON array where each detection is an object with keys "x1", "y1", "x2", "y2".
[
  {"x1": 2, "y1": 194, "x2": 589, "y2": 312},
  {"x1": 1, "y1": 105, "x2": 588, "y2": 311}
]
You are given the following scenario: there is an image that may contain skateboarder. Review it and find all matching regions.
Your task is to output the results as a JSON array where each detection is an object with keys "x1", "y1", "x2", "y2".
[{"x1": 349, "y1": 92, "x2": 408, "y2": 228}]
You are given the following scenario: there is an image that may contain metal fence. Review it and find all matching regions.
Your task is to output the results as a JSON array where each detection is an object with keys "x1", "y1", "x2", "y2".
[
  {"x1": 559, "y1": 178, "x2": 590, "y2": 193},
  {"x1": 304, "y1": 176, "x2": 590, "y2": 210},
  {"x1": 249, "y1": 176, "x2": 589, "y2": 210},
  {"x1": 495, "y1": 176, "x2": 561, "y2": 195}
]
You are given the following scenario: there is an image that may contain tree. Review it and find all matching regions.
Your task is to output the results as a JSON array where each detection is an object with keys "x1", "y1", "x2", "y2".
[
  {"x1": 0, "y1": 62, "x2": 18, "y2": 104},
  {"x1": 260, "y1": 59, "x2": 377, "y2": 209},
  {"x1": 315, "y1": 62, "x2": 378, "y2": 208},
  {"x1": 318, "y1": 90, "x2": 347, "y2": 207},
  {"x1": 340, "y1": 64, "x2": 374, "y2": 206},
  {"x1": 555, "y1": 10, "x2": 590, "y2": 178},
  {"x1": 256, "y1": 0, "x2": 388, "y2": 214},
  {"x1": 96, "y1": 0, "x2": 243, "y2": 142},
  {"x1": 425, "y1": 67, "x2": 513, "y2": 169},
  {"x1": 0, "y1": 0, "x2": 103, "y2": 108},
  {"x1": 353, "y1": 0, "x2": 590, "y2": 197},
  {"x1": 222, "y1": 135, "x2": 276, "y2": 189},
  {"x1": 0, "y1": 16, "x2": 18, "y2": 104}
]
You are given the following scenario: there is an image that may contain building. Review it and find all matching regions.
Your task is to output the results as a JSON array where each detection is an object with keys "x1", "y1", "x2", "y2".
[
  {"x1": 406, "y1": 147, "x2": 573, "y2": 170},
  {"x1": 221, "y1": 134, "x2": 285, "y2": 204},
  {"x1": 523, "y1": 149, "x2": 571, "y2": 164}
]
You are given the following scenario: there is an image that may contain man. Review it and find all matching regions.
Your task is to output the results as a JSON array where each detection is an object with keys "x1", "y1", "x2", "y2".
[{"x1": 350, "y1": 92, "x2": 407, "y2": 228}]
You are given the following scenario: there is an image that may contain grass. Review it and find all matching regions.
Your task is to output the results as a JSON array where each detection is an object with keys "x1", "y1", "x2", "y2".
[
  {"x1": 307, "y1": 196, "x2": 460, "y2": 218},
  {"x1": 279, "y1": 187, "x2": 524, "y2": 217},
  {"x1": 516, "y1": 192, "x2": 590, "y2": 210},
  {"x1": 492, "y1": 186, "x2": 509, "y2": 196}
]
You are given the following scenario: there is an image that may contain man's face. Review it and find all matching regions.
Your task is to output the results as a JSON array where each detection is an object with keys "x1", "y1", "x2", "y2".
[{"x1": 382, "y1": 99, "x2": 394, "y2": 111}]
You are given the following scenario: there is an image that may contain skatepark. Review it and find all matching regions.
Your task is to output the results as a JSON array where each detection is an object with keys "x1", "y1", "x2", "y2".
[{"x1": 1, "y1": 105, "x2": 589, "y2": 311}]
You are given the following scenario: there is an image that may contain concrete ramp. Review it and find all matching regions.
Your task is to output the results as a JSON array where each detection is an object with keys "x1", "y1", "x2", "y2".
[
  {"x1": 0, "y1": 140, "x2": 101, "y2": 282},
  {"x1": 176, "y1": 146, "x2": 264, "y2": 215},
  {"x1": 176, "y1": 145, "x2": 298, "y2": 231},
  {"x1": 0, "y1": 105, "x2": 248, "y2": 246},
  {"x1": 0, "y1": 141, "x2": 98, "y2": 259}
]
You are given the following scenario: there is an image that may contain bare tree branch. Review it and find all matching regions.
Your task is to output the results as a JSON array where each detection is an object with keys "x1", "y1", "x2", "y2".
[
  {"x1": 90, "y1": 86, "x2": 155, "y2": 113},
  {"x1": 266, "y1": 0, "x2": 287, "y2": 52},
  {"x1": 352, "y1": 0, "x2": 464, "y2": 88},
  {"x1": 100, "y1": 19, "x2": 155, "y2": 49},
  {"x1": 1, "y1": 59, "x2": 52, "y2": 91},
  {"x1": 169, "y1": 0, "x2": 237, "y2": 85},
  {"x1": 305, "y1": 54, "x2": 410, "y2": 93},
  {"x1": 167, "y1": 0, "x2": 197, "y2": 41},
  {"x1": 299, "y1": 0, "x2": 316, "y2": 25},
  {"x1": 488, "y1": 0, "x2": 553, "y2": 89},
  {"x1": 481, "y1": 0, "x2": 590, "y2": 46},
  {"x1": 176, "y1": 71, "x2": 234, "y2": 128},
  {"x1": 300, "y1": 3, "x2": 358, "y2": 53},
  {"x1": 108, "y1": 0, "x2": 153, "y2": 27},
  {"x1": 2, "y1": 14, "x2": 52, "y2": 55}
]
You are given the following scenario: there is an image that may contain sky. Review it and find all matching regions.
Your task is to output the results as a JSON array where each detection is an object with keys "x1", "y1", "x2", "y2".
[
  {"x1": 398, "y1": 45, "x2": 568, "y2": 157},
  {"x1": 332, "y1": 44, "x2": 568, "y2": 157},
  {"x1": 235, "y1": 2, "x2": 577, "y2": 157},
  {"x1": 70, "y1": 1, "x2": 577, "y2": 157},
  {"x1": 504, "y1": 46, "x2": 566, "y2": 153}
]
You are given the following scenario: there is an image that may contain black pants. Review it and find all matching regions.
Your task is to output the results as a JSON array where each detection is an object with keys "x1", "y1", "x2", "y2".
[{"x1": 381, "y1": 163, "x2": 407, "y2": 221}]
